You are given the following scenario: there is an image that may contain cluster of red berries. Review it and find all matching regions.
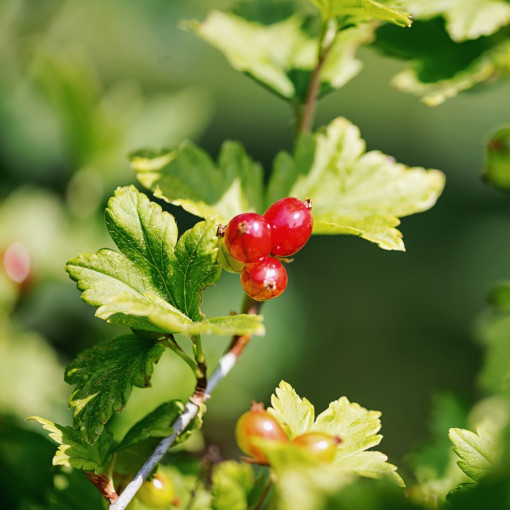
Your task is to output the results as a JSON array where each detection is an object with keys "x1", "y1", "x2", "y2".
[
  {"x1": 222, "y1": 197, "x2": 313, "y2": 301},
  {"x1": 235, "y1": 402, "x2": 342, "y2": 465}
]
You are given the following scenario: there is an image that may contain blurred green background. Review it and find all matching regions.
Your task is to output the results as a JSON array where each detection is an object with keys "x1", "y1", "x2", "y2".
[{"x1": 1, "y1": 0, "x2": 510, "y2": 486}]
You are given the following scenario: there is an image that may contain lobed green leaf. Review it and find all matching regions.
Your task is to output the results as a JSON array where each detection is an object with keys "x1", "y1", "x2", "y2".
[
  {"x1": 67, "y1": 186, "x2": 264, "y2": 336},
  {"x1": 27, "y1": 417, "x2": 114, "y2": 473},
  {"x1": 402, "y1": 0, "x2": 510, "y2": 41},
  {"x1": 269, "y1": 380, "x2": 315, "y2": 439},
  {"x1": 374, "y1": 17, "x2": 510, "y2": 105},
  {"x1": 64, "y1": 334, "x2": 165, "y2": 444},
  {"x1": 269, "y1": 117, "x2": 445, "y2": 250},
  {"x1": 132, "y1": 142, "x2": 264, "y2": 223},
  {"x1": 186, "y1": 11, "x2": 373, "y2": 103},
  {"x1": 449, "y1": 426, "x2": 497, "y2": 482},
  {"x1": 266, "y1": 380, "x2": 403, "y2": 485},
  {"x1": 313, "y1": 396, "x2": 383, "y2": 455}
]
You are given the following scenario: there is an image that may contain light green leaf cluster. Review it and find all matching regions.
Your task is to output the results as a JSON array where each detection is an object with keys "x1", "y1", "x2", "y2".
[
  {"x1": 403, "y1": 0, "x2": 510, "y2": 41},
  {"x1": 64, "y1": 335, "x2": 165, "y2": 444},
  {"x1": 267, "y1": 381, "x2": 403, "y2": 485},
  {"x1": 26, "y1": 417, "x2": 114, "y2": 473},
  {"x1": 269, "y1": 117, "x2": 445, "y2": 250},
  {"x1": 66, "y1": 185, "x2": 264, "y2": 336},
  {"x1": 133, "y1": 118, "x2": 444, "y2": 251},
  {"x1": 310, "y1": 0, "x2": 412, "y2": 27},
  {"x1": 449, "y1": 425, "x2": 497, "y2": 482},
  {"x1": 185, "y1": 11, "x2": 374, "y2": 102}
]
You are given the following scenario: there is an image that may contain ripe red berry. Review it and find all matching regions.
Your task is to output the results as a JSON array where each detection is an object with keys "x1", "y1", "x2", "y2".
[
  {"x1": 291, "y1": 431, "x2": 341, "y2": 463},
  {"x1": 224, "y1": 213, "x2": 272, "y2": 263},
  {"x1": 264, "y1": 197, "x2": 313, "y2": 256},
  {"x1": 241, "y1": 257, "x2": 288, "y2": 301},
  {"x1": 235, "y1": 402, "x2": 288, "y2": 464}
]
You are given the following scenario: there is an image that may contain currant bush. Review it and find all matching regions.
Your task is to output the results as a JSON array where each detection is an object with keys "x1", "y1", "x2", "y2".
[
  {"x1": 235, "y1": 402, "x2": 288, "y2": 464},
  {"x1": 264, "y1": 197, "x2": 313, "y2": 256},
  {"x1": 224, "y1": 212, "x2": 272, "y2": 263},
  {"x1": 240, "y1": 256, "x2": 288, "y2": 301}
]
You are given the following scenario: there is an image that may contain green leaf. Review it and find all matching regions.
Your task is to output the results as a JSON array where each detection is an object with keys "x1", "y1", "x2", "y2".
[
  {"x1": 373, "y1": 19, "x2": 510, "y2": 106},
  {"x1": 98, "y1": 292, "x2": 265, "y2": 337},
  {"x1": 64, "y1": 334, "x2": 165, "y2": 444},
  {"x1": 309, "y1": 0, "x2": 412, "y2": 26},
  {"x1": 185, "y1": 11, "x2": 374, "y2": 102},
  {"x1": 67, "y1": 186, "x2": 220, "y2": 326},
  {"x1": 402, "y1": 0, "x2": 510, "y2": 41},
  {"x1": 265, "y1": 381, "x2": 403, "y2": 485},
  {"x1": 269, "y1": 117, "x2": 445, "y2": 250},
  {"x1": 332, "y1": 451, "x2": 403, "y2": 486},
  {"x1": 211, "y1": 461, "x2": 255, "y2": 510},
  {"x1": 268, "y1": 380, "x2": 315, "y2": 439},
  {"x1": 449, "y1": 426, "x2": 497, "y2": 482},
  {"x1": 116, "y1": 400, "x2": 186, "y2": 451},
  {"x1": 27, "y1": 417, "x2": 114, "y2": 473},
  {"x1": 132, "y1": 142, "x2": 264, "y2": 223},
  {"x1": 313, "y1": 396, "x2": 383, "y2": 454},
  {"x1": 67, "y1": 186, "x2": 263, "y2": 337}
]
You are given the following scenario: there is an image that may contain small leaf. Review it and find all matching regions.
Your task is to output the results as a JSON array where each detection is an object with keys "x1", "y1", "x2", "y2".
[
  {"x1": 313, "y1": 396, "x2": 383, "y2": 455},
  {"x1": 27, "y1": 417, "x2": 114, "y2": 473},
  {"x1": 309, "y1": 0, "x2": 412, "y2": 27},
  {"x1": 333, "y1": 451, "x2": 404, "y2": 486},
  {"x1": 449, "y1": 426, "x2": 497, "y2": 482},
  {"x1": 186, "y1": 11, "x2": 373, "y2": 103},
  {"x1": 211, "y1": 461, "x2": 255, "y2": 510},
  {"x1": 268, "y1": 380, "x2": 315, "y2": 439},
  {"x1": 132, "y1": 142, "x2": 264, "y2": 223},
  {"x1": 268, "y1": 117, "x2": 445, "y2": 250},
  {"x1": 402, "y1": 0, "x2": 510, "y2": 41},
  {"x1": 116, "y1": 400, "x2": 186, "y2": 451},
  {"x1": 64, "y1": 334, "x2": 165, "y2": 444}
]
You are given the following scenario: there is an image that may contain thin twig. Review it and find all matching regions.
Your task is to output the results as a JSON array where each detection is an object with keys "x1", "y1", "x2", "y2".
[
  {"x1": 296, "y1": 19, "x2": 337, "y2": 135},
  {"x1": 109, "y1": 295, "x2": 262, "y2": 510}
]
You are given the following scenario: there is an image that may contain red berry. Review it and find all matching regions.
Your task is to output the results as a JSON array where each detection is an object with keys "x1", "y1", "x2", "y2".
[
  {"x1": 241, "y1": 257, "x2": 288, "y2": 301},
  {"x1": 264, "y1": 197, "x2": 313, "y2": 256},
  {"x1": 291, "y1": 431, "x2": 341, "y2": 463},
  {"x1": 235, "y1": 402, "x2": 288, "y2": 464},
  {"x1": 224, "y1": 213, "x2": 272, "y2": 263}
]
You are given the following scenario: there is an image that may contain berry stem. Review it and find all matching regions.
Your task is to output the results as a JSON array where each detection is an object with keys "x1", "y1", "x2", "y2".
[
  {"x1": 109, "y1": 294, "x2": 263, "y2": 510},
  {"x1": 295, "y1": 19, "x2": 337, "y2": 135}
]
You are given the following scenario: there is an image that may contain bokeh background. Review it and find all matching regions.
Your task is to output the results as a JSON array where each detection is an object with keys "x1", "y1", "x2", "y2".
[{"x1": 1, "y1": 0, "x2": 510, "y2": 488}]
